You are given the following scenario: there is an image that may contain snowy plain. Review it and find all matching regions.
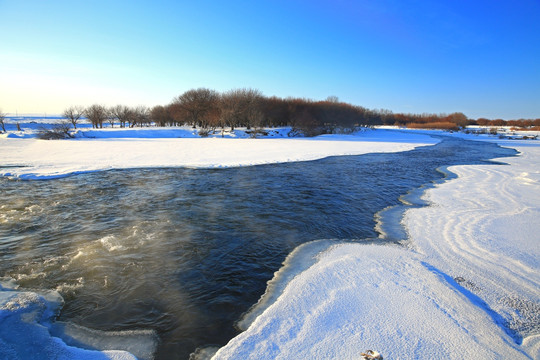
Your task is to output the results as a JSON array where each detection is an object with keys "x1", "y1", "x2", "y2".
[
  {"x1": 1, "y1": 120, "x2": 539, "y2": 359},
  {"x1": 0, "y1": 122, "x2": 438, "y2": 179}
]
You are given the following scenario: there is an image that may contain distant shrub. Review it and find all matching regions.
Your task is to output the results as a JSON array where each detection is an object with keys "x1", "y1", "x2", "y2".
[
  {"x1": 198, "y1": 128, "x2": 211, "y2": 137},
  {"x1": 293, "y1": 126, "x2": 327, "y2": 137},
  {"x1": 331, "y1": 126, "x2": 358, "y2": 134},
  {"x1": 472, "y1": 128, "x2": 487, "y2": 134},
  {"x1": 406, "y1": 122, "x2": 458, "y2": 131},
  {"x1": 513, "y1": 126, "x2": 540, "y2": 132},
  {"x1": 37, "y1": 122, "x2": 74, "y2": 140},
  {"x1": 246, "y1": 129, "x2": 269, "y2": 138},
  {"x1": 287, "y1": 128, "x2": 303, "y2": 137}
]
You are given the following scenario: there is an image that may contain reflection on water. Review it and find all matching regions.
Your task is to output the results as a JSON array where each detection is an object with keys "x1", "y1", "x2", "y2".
[{"x1": 0, "y1": 137, "x2": 516, "y2": 359}]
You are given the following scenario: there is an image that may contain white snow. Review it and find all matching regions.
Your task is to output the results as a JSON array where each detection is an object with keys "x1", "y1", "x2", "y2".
[
  {"x1": 212, "y1": 244, "x2": 527, "y2": 359},
  {"x1": 0, "y1": 126, "x2": 438, "y2": 179},
  {"x1": 2, "y1": 121, "x2": 539, "y2": 359},
  {"x1": 403, "y1": 143, "x2": 540, "y2": 358}
]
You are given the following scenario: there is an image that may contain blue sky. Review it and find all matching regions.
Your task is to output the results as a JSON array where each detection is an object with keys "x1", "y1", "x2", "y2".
[{"x1": 1, "y1": 0, "x2": 539, "y2": 119}]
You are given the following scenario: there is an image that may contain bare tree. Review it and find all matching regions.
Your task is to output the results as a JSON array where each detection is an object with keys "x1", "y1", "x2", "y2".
[
  {"x1": 205, "y1": 105, "x2": 222, "y2": 134},
  {"x1": 62, "y1": 106, "x2": 85, "y2": 129},
  {"x1": 109, "y1": 105, "x2": 134, "y2": 128},
  {"x1": 219, "y1": 88, "x2": 264, "y2": 130},
  {"x1": 85, "y1": 104, "x2": 107, "y2": 129},
  {"x1": 241, "y1": 88, "x2": 264, "y2": 129},
  {"x1": 126, "y1": 107, "x2": 137, "y2": 128},
  {"x1": 37, "y1": 120, "x2": 74, "y2": 139},
  {"x1": 220, "y1": 89, "x2": 244, "y2": 131},
  {"x1": 105, "y1": 108, "x2": 115, "y2": 128},
  {"x1": 326, "y1": 95, "x2": 339, "y2": 103},
  {"x1": 260, "y1": 96, "x2": 289, "y2": 128},
  {"x1": 171, "y1": 88, "x2": 220, "y2": 128},
  {"x1": 164, "y1": 105, "x2": 178, "y2": 126},
  {"x1": 109, "y1": 105, "x2": 122, "y2": 128},
  {"x1": 0, "y1": 109, "x2": 5, "y2": 132},
  {"x1": 132, "y1": 106, "x2": 150, "y2": 127},
  {"x1": 446, "y1": 112, "x2": 470, "y2": 128},
  {"x1": 150, "y1": 105, "x2": 174, "y2": 127}
]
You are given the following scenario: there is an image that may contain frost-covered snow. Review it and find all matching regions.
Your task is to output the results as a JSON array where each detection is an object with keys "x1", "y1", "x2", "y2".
[
  {"x1": 212, "y1": 244, "x2": 527, "y2": 359},
  {"x1": 0, "y1": 126, "x2": 438, "y2": 179},
  {"x1": 403, "y1": 143, "x2": 540, "y2": 358}
]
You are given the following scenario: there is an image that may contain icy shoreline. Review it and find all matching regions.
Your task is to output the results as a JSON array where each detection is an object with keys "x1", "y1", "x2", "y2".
[{"x1": 211, "y1": 136, "x2": 540, "y2": 360}]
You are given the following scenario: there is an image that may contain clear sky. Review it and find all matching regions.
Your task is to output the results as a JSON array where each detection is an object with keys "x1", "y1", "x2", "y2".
[{"x1": 1, "y1": 0, "x2": 539, "y2": 119}]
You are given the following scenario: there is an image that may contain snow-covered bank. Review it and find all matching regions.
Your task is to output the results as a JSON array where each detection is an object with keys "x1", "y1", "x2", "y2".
[
  {"x1": 403, "y1": 144, "x2": 540, "y2": 357},
  {"x1": 211, "y1": 138, "x2": 540, "y2": 359},
  {"x1": 212, "y1": 244, "x2": 527, "y2": 359},
  {"x1": 0, "y1": 129, "x2": 438, "y2": 179}
]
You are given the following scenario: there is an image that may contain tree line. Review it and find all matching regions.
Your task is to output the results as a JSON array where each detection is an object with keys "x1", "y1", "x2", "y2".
[
  {"x1": 5, "y1": 88, "x2": 539, "y2": 137},
  {"x1": 60, "y1": 88, "x2": 480, "y2": 136},
  {"x1": 63, "y1": 104, "x2": 155, "y2": 130},
  {"x1": 475, "y1": 117, "x2": 540, "y2": 129}
]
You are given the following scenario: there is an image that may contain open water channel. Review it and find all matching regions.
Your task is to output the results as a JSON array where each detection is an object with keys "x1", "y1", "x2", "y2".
[{"x1": 0, "y1": 136, "x2": 516, "y2": 359}]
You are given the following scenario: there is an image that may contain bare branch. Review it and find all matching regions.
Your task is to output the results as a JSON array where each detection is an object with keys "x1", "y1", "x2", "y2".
[
  {"x1": 0, "y1": 109, "x2": 6, "y2": 133},
  {"x1": 62, "y1": 106, "x2": 84, "y2": 129}
]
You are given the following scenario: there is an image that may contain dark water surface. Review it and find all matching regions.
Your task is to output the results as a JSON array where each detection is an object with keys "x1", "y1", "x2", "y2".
[{"x1": 0, "y1": 136, "x2": 516, "y2": 359}]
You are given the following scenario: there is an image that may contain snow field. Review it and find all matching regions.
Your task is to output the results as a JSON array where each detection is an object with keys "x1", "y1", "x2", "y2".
[{"x1": 0, "y1": 129, "x2": 438, "y2": 179}]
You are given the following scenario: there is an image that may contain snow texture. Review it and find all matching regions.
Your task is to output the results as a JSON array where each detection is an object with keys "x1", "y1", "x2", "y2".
[{"x1": 212, "y1": 244, "x2": 528, "y2": 359}]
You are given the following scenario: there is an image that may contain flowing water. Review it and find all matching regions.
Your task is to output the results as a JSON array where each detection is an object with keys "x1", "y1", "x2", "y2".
[{"x1": 0, "y1": 136, "x2": 516, "y2": 359}]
